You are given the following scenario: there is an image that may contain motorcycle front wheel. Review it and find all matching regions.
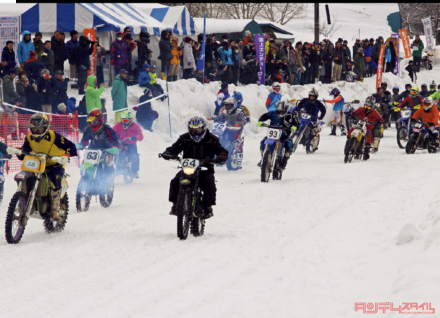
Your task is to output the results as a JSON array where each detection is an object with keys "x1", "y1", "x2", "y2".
[
  {"x1": 260, "y1": 151, "x2": 272, "y2": 183},
  {"x1": 405, "y1": 137, "x2": 417, "y2": 154},
  {"x1": 397, "y1": 126, "x2": 408, "y2": 149},
  {"x1": 44, "y1": 194, "x2": 69, "y2": 233},
  {"x1": 176, "y1": 187, "x2": 191, "y2": 240},
  {"x1": 5, "y1": 192, "x2": 27, "y2": 244}
]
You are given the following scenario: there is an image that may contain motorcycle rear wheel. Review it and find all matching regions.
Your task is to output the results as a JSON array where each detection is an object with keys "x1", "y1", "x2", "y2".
[
  {"x1": 260, "y1": 151, "x2": 272, "y2": 183},
  {"x1": 176, "y1": 187, "x2": 191, "y2": 240},
  {"x1": 44, "y1": 194, "x2": 69, "y2": 233},
  {"x1": 5, "y1": 192, "x2": 27, "y2": 244},
  {"x1": 99, "y1": 184, "x2": 114, "y2": 208}
]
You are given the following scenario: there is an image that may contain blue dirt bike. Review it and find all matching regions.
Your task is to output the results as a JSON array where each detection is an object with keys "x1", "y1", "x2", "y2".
[
  {"x1": 290, "y1": 111, "x2": 324, "y2": 154},
  {"x1": 396, "y1": 107, "x2": 413, "y2": 149},
  {"x1": 259, "y1": 124, "x2": 286, "y2": 182},
  {"x1": 212, "y1": 122, "x2": 244, "y2": 171}
]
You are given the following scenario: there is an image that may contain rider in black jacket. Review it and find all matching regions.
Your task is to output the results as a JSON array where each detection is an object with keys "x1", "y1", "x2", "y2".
[{"x1": 161, "y1": 116, "x2": 228, "y2": 219}]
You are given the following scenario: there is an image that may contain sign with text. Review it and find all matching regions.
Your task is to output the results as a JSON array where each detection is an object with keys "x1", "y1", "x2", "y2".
[
  {"x1": 399, "y1": 29, "x2": 411, "y2": 58},
  {"x1": 422, "y1": 17, "x2": 435, "y2": 51},
  {"x1": 390, "y1": 33, "x2": 399, "y2": 75},
  {"x1": 0, "y1": 16, "x2": 19, "y2": 67},
  {"x1": 84, "y1": 28, "x2": 96, "y2": 77},
  {"x1": 376, "y1": 45, "x2": 385, "y2": 89},
  {"x1": 255, "y1": 34, "x2": 265, "y2": 85}
]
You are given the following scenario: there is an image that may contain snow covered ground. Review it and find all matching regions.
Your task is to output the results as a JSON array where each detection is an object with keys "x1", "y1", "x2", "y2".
[{"x1": 1, "y1": 65, "x2": 440, "y2": 317}]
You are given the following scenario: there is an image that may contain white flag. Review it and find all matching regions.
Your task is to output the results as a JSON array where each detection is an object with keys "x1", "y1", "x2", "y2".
[{"x1": 422, "y1": 17, "x2": 435, "y2": 51}]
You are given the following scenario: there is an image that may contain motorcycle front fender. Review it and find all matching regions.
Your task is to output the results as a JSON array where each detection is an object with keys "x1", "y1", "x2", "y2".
[{"x1": 80, "y1": 162, "x2": 96, "y2": 180}]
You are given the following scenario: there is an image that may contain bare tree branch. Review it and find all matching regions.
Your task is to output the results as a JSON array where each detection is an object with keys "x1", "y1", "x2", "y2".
[
  {"x1": 306, "y1": 14, "x2": 341, "y2": 38},
  {"x1": 258, "y1": 3, "x2": 306, "y2": 25}
]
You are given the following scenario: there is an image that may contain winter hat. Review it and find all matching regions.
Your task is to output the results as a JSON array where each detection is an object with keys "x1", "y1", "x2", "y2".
[
  {"x1": 151, "y1": 65, "x2": 157, "y2": 69},
  {"x1": 140, "y1": 30, "x2": 150, "y2": 39},
  {"x1": 235, "y1": 38, "x2": 241, "y2": 44},
  {"x1": 35, "y1": 32, "x2": 42, "y2": 38},
  {"x1": 143, "y1": 63, "x2": 150, "y2": 69},
  {"x1": 29, "y1": 51, "x2": 37, "y2": 59},
  {"x1": 245, "y1": 30, "x2": 251, "y2": 36},
  {"x1": 184, "y1": 36, "x2": 192, "y2": 43},
  {"x1": 221, "y1": 82, "x2": 228, "y2": 90},
  {"x1": 116, "y1": 31, "x2": 123, "y2": 37},
  {"x1": 57, "y1": 103, "x2": 67, "y2": 111},
  {"x1": 143, "y1": 88, "x2": 152, "y2": 96},
  {"x1": 41, "y1": 69, "x2": 50, "y2": 75},
  {"x1": 70, "y1": 30, "x2": 78, "y2": 37},
  {"x1": 378, "y1": 36, "x2": 383, "y2": 40},
  {"x1": 357, "y1": 47, "x2": 364, "y2": 52},
  {"x1": 119, "y1": 69, "x2": 129, "y2": 74},
  {"x1": 123, "y1": 33, "x2": 132, "y2": 40}
]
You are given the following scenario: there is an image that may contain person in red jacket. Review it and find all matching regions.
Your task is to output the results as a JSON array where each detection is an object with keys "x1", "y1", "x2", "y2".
[
  {"x1": 346, "y1": 96, "x2": 384, "y2": 159},
  {"x1": 411, "y1": 96, "x2": 440, "y2": 148},
  {"x1": 113, "y1": 110, "x2": 144, "y2": 178},
  {"x1": 395, "y1": 86, "x2": 423, "y2": 114}
]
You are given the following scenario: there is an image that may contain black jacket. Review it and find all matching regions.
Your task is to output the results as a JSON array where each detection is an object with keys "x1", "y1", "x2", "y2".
[
  {"x1": 309, "y1": 46, "x2": 322, "y2": 64},
  {"x1": 164, "y1": 131, "x2": 228, "y2": 173},
  {"x1": 75, "y1": 36, "x2": 95, "y2": 68},
  {"x1": 80, "y1": 124, "x2": 119, "y2": 150},
  {"x1": 37, "y1": 77, "x2": 55, "y2": 105},
  {"x1": 158, "y1": 30, "x2": 172, "y2": 61},
  {"x1": 205, "y1": 40, "x2": 213, "y2": 63},
  {"x1": 297, "y1": 98, "x2": 327, "y2": 120},
  {"x1": 51, "y1": 36, "x2": 66, "y2": 65},
  {"x1": 136, "y1": 94, "x2": 157, "y2": 123}
]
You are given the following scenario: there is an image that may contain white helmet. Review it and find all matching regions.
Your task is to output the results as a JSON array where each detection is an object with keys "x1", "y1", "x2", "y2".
[{"x1": 223, "y1": 97, "x2": 236, "y2": 114}]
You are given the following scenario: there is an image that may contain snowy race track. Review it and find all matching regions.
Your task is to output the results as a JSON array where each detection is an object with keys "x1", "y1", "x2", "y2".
[{"x1": 0, "y1": 126, "x2": 439, "y2": 318}]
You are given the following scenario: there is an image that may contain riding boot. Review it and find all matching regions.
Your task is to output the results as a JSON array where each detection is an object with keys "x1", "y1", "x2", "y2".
[
  {"x1": 372, "y1": 137, "x2": 380, "y2": 153},
  {"x1": 338, "y1": 123, "x2": 347, "y2": 136},
  {"x1": 170, "y1": 204, "x2": 177, "y2": 216},
  {"x1": 329, "y1": 125, "x2": 337, "y2": 136},
  {"x1": 257, "y1": 150, "x2": 263, "y2": 167},
  {"x1": 50, "y1": 189, "x2": 62, "y2": 220},
  {"x1": 363, "y1": 144, "x2": 371, "y2": 160},
  {"x1": 173, "y1": 76, "x2": 178, "y2": 82},
  {"x1": 280, "y1": 152, "x2": 292, "y2": 170}
]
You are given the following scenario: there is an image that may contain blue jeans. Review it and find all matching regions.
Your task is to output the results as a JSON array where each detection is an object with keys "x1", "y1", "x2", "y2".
[
  {"x1": 413, "y1": 56, "x2": 421, "y2": 71},
  {"x1": 294, "y1": 69, "x2": 302, "y2": 85}
]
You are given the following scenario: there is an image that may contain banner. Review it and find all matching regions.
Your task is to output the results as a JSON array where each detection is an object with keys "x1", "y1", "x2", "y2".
[
  {"x1": 422, "y1": 17, "x2": 435, "y2": 51},
  {"x1": 376, "y1": 45, "x2": 385, "y2": 89},
  {"x1": 391, "y1": 33, "x2": 399, "y2": 75},
  {"x1": 399, "y1": 29, "x2": 411, "y2": 58},
  {"x1": 84, "y1": 28, "x2": 96, "y2": 77},
  {"x1": 196, "y1": 13, "x2": 206, "y2": 73},
  {"x1": 0, "y1": 16, "x2": 19, "y2": 68},
  {"x1": 255, "y1": 34, "x2": 265, "y2": 85}
]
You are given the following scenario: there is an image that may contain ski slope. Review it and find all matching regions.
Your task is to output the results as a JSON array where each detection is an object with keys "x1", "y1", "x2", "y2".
[{"x1": 1, "y1": 67, "x2": 440, "y2": 317}]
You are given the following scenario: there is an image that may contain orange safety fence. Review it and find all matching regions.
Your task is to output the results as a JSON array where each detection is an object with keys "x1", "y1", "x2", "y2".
[{"x1": 0, "y1": 112, "x2": 80, "y2": 174}]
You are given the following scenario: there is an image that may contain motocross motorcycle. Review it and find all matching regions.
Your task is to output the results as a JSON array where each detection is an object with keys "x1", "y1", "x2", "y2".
[
  {"x1": 76, "y1": 148, "x2": 115, "y2": 212},
  {"x1": 290, "y1": 111, "x2": 324, "y2": 154},
  {"x1": 343, "y1": 100, "x2": 360, "y2": 131},
  {"x1": 396, "y1": 107, "x2": 412, "y2": 149},
  {"x1": 116, "y1": 137, "x2": 136, "y2": 183},
  {"x1": 405, "y1": 119, "x2": 437, "y2": 154},
  {"x1": 212, "y1": 121, "x2": 244, "y2": 171},
  {"x1": 159, "y1": 154, "x2": 223, "y2": 240},
  {"x1": 5, "y1": 151, "x2": 69, "y2": 244},
  {"x1": 344, "y1": 118, "x2": 368, "y2": 163},
  {"x1": 259, "y1": 124, "x2": 286, "y2": 182}
]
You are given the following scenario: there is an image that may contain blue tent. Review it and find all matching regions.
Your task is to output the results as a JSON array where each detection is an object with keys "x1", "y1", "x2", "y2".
[
  {"x1": 140, "y1": 5, "x2": 197, "y2": 36},
  {"x1": 21, "y1": 3, "x2": 169, "y2": 35}
]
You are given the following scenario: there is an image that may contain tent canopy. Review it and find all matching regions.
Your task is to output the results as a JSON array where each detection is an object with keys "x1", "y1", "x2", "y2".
[
  {"x1": 139, "y1": 5, "x2": 198, "y2": 36},
  {"x1": 193, "y1": 18, "x2": 263, "y2": 40},
  {"x1": 21, "y1": 3, "x2": 169, "y2": 35}
]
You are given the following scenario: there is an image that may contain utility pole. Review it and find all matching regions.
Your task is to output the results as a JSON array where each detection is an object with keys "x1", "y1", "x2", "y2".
[{"x1": 314, "y1": 3, "x2": 319, "y2": 42}]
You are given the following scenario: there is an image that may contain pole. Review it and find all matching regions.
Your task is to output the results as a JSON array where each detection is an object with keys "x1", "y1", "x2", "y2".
[
  {"x1": 165, "y1": 67, "x2": 172, "y2": 138},
  {"x1": 314, "y1": 3, "x2": 319, "y2": 42}
]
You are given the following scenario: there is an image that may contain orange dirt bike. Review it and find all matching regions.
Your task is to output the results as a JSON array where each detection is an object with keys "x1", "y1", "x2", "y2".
[{"x1": 5, "y1": 150, "x2": 69, "y2": 244}]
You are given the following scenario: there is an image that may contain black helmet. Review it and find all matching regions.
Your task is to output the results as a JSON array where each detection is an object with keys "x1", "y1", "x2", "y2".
[
  {"x1": 275, "y1": 101, "x2": 289, "y2": 118},
  {"x1": 309, "y1": 88, "x2": 319, "y2": 102},
  {"x1": 28, "y1": 113, "x2": 50, "y2": 142},
  {"x1": 364, "y1": 96, "x2": 375, "y2": 114},
  {"x1": 380, "y1": 82, "x2": 387, "y2": 89}
]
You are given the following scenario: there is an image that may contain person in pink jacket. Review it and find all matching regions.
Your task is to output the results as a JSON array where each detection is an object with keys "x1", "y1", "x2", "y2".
[{"x1": 113, "y1": 110, "x2": 144, "y2": 178}]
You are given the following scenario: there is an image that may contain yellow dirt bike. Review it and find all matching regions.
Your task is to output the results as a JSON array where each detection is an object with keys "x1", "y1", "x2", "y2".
[{"x1": 5, "y1": 151, "x2": 69, "y2": 244}]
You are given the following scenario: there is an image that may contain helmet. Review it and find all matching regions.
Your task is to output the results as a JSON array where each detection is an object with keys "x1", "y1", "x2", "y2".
[
  {"x1": 421, "y1": 83, "x2": 428, "y2": 90},
  {"x1": 410, "y1": 86, "x2": 419, "y2": 97},
  {"x1": 87, "y1": 108, "x2": 104, "y2": 133},
  {"x1": 309, "y1": 88, "x2": 319, "y2": 102},
  {"x1": 121, "y1": 110, "x2": 133, "y2": 129},
  {"x1": 330, "y1": 88, "x2": 340, "y2": 96},
  {"x1": 423, "y1": 96, "x2": 433, "y2": 112},
  {"x1": 143, "y1": 88, "x2": 152, "y2": 96},
  {"x1": 364, "y1": 96, "x2": 375, "y2": 113},
  {"x1": 188, "y1": 116, "x2": 207, "y2": 143},
  {"x1": 381, "y1": 82, "x2": 387, "y2": 89},
  {"x1": 320, "y1": 41, "x2": 326, "y2": 46},
  {"x1": 232, "y1": 92, "x2": 243, "y2": 108},
  {"x1": 430, "y1": 82, "x2": 436, "y2": 91},
  {"x1": 28, "y1": 113, "x2": 50, "y2": 142},
  {"x1": 275, "y1": 101, "x2": 289, "y2": 118},
  {"x1": 223, "y1": 97, "x2": 236, "y2": 115},
  {"x1": 272, "y1": 82, "x2": 281, "y2": 93},
  {"x1": 392, "y1": 86, "x2": 399, "y2": 93},
  {"x1": 313, "y1": 41, "x2": 319, "y2": 45}
]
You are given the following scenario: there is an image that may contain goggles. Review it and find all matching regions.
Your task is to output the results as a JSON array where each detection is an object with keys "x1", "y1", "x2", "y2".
[
  {"x1": 364, "y1": 105, "x2": 372, "y2": 110},
  {"x1": 189, "y1": 127, "x2": 204, "y2": 135},
  {"x1": 121, "y1": 118, "x2": 131, "y2": 124},
  {"x1": 31, "y1": 127, "x2": 45, "y2": 134}
]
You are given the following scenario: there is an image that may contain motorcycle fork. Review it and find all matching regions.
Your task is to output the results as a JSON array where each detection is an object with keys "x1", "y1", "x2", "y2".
[{"x1": 24, "y1": 171, "x2": 41, "y2": 220}]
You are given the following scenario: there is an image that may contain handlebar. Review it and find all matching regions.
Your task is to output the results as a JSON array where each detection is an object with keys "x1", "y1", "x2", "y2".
[
  {"x1": 0, "y1": 155, "x2": 12, "y2": 160},
  {"x1": 159, "y1": 153, "x2": 225, "y2": 165},
  {"x1": 261, "y1": 124, "x2": 283, "y2": 129}
]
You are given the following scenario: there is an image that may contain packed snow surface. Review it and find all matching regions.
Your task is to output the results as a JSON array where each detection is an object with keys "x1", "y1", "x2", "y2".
[{"x1": 1, "y1": 65, "x2": 439, "y2": 317}]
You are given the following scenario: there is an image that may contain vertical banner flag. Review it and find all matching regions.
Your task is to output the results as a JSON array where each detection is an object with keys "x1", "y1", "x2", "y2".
[
  {"x1": 196, "y1": 13, "x2": 206, "y2": 74},
  {"x1": 376, "y1": 45, "x2": 385, "y2": 89},
  {"x1": 422, "y1": 17, "x2": 435, "y2": 51},
  {"x1": 0, "y1": 17, "x2": 19, "y2": 67},
  {"x1": 391, "y1": 33, "x2": 400, "y2": 75},
  {"x1": 255, "y1": 34, "x2": 265, "y2": 85},
  {"x1": 399, "y1": 29, "x2": 411, "y2": 58},
  {"x1": 84, "y1": 28, "x2": 96, "y2": 77}
]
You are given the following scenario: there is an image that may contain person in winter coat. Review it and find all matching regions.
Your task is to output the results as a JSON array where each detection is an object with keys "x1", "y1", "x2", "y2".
[
  {"x1": 240, "y1": 55, "x2": 259, "y2": 85},
  {"x1": 37, "y1": 69, "x2": 55, "y2": 113},
  {"x1": 123, "y1": 33, "x2": 135, "y2": 75},
  {"x1": 405, "y1": 60, "x2": 417, "y2": 83},
  {"x1": 217, "y1": 41, "x2": 233, "y2": 84},
  {"x1": 182, "y1": 36, "x2": 196, "y2": 80},
  {"x1": 95, "y1": 38, "x2": 109, "y2": 85},
  {"x1": 76, "y1": 35, "x2": 95, "y2": 95},
  {"x1": 149, "y1": 65, "x2": 166, "y2": 101},
  {"x1": 309, "y1": 41, "x2": 322, "y2": 84},
  {"x1": 158, "y1": 30, "x2": 173, "y2": 80},
  {"x1": 384, "y1": 41, "x2": 393, "y2": 72},
  {"x1": 1, "y1": 41, "x2": 16, "y2": 75},
  {"x1": 66, "y1": 97, "x2": 77, "y2": 113},
  {"x1": 352, "y1": 39, "x2": 361, "y2": 59},
  {"x1": 110, "y1": 31, "x2": 128, "y2": 78},
  {"x1": 17, "y1": 31, "x2": 35, "y2": 68},
  {"x1": 85, "y1": 74, "x2": 105, "y2": 113},
  {"x1": 15, "y1": 71, "x2": 29, "y2": 110},
  {"x1": 65, "y1": 30, "x2": 79, "y2": 86},
  {"x1": 325, "y1": 88, "x2": 346, "y2": 136},
  {"x1": 411, "y1": 35, "x2": 424, "y2": 72},
  {"x1": 243, "y1": 30, "x2": 252, "y2": 45},
  {"x1": 362, "y1": 40, "x2": 377, "y2": 77},
  {"x1": 112, "y1": 70, "x2": 129, "y2": 123},
  {"x1": 3, "y1": 69, "x2": 19, "y2": 104},
  {"x1": 37, "y1": 41, "x2": 55, "y2": 75},
  {"x1": 205, "y1": 37, "x2": 214, "y2": 70},
  {"x1": 51, "y1": 70, "x2": 70, "y2": 113},
  {"x1": 372, "y1": 36, "x2": 384, "y2": 71},
  {"x1": 138, "y1": 63, "x2": 151, "y2": 87},
  {"x1": 51, "y1": 31, "x2": 66, "y2": 72},
  {"x1": 134, "y1": 30, "x2": 152, "y2": 80},
  {"x1": 33, "y1": 32, "x2": 44, "y2": 55},
  {"x1": 113, "y1": 110, "x2": 144, "y2": 177},
  {"x1": 136, "y1": 88, "x2": 158, "y2": 131},
  {"x1": 214, "y1": 82, "x2": 230, "y2": 117},
  {"x1": 169, "y1": 34, "x2": 182, "y2": 82},
  {"x1": 332, "y1": 42, "x2": 345, "y2": 82},
  {"x1": 21, "y1": 74, "x2": 42, "y2": 113},
  {"x1": 353, "y1": 47, "x2": 366, "y2": 81},
  {"x1": 322, "y1": 43, "x2": 334, "y2": 84},
  {"x1": 301, "y1": 42, "x2": 312, "y2": 85},
  {"x1": 23, "y1": 51, "x2": 46, "y2": 84}
]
